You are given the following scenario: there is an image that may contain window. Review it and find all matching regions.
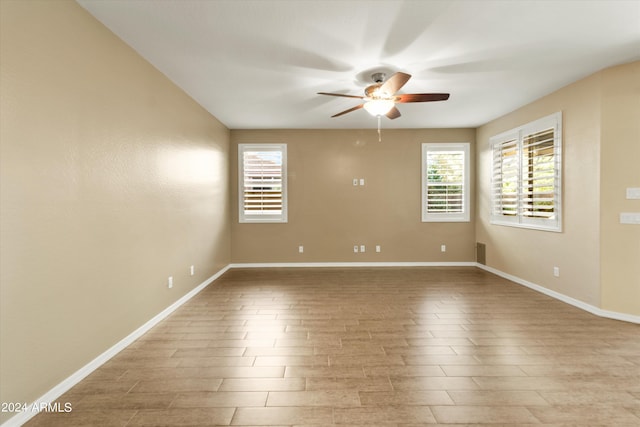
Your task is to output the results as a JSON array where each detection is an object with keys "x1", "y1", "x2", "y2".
[
  {"x1": 238, "y1": 144, "x2": 287, "y2": 223},
  {"x1": 422, "y1": 142, "x2": 470, "y2": 222},
  {"x1": 491, "y1": 112, "x2": 562, "y2": 231}
]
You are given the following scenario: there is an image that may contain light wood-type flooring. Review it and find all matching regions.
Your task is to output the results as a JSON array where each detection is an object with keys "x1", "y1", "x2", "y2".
[{"x1": 26, "y1": 267, "x2": 640, "y2": 426}]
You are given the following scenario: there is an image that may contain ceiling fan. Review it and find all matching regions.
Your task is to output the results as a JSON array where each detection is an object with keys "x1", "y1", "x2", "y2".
[{"x1": 318, "y1": 71, "x2": 450, "y2": 120}]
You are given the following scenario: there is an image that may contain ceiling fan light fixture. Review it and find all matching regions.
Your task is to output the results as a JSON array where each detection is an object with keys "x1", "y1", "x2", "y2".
[
  {"x1": 363, "y1": 99, "x2": 395, "y2": 116},
  {"x1": 318, "y1": 71, "x2": 449, "y2": 119}
]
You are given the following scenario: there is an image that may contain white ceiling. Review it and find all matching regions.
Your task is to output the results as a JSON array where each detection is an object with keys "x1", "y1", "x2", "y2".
[{"x1": 77, "y1": 0, "x2": 640, "y2": 130}]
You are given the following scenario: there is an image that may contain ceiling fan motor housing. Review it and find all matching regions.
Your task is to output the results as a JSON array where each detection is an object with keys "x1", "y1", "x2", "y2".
[
  {"x1": 365, "y1": 83, "x2": 385, "y2": 98},
  {"x1": 365, "y1": 72, "x2": 387, "y2": 99}
]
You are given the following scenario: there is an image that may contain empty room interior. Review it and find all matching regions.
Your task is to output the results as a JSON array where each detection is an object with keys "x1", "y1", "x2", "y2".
[{"x1": 1, "y1": 0, "x2": 640, "y2": 426}]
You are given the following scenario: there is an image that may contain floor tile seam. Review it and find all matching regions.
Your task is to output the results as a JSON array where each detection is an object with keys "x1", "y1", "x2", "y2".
[
  {"x1": 228, "y1": 406, "x2": 239, "y2": 426},
  {"x1": 429, "y1": 404, "x2": 542, "y2": 424},
  {"x1": 536, "y1": 391, "x2": 614, "y2": 408},
  {"x1": 524, "y1": 403, "x2": 640, "y2": 424},
  {"x1": 121, "y1": 408, "x2": 140, "y2": 427},
  {"x1": 165, "y1": 392, "x2": 181, "y2": 409},
  {"x1": 123, "y1": 379, "x2": 142, "y2": 394}
]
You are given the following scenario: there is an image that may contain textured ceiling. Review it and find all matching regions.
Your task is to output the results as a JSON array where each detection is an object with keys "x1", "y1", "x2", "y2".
[{"x1": 77, "y1": 0, "x2": 640, "y2": 129}]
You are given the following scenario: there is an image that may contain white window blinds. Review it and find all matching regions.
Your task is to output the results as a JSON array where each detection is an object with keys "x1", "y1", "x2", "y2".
[
  {"x1": 490, "y1": 112, "x2": 562, "y2": 231},
  {"x1": 492, "y1": 136, "x2": 519, "y2": 217},
  {"x1": 422, "y1": 143, "x2": 470, "y2": 222},
  {"x1": 522, "y1": 128, "x2": 556, "y2": 219},
  {"x1": 238, "y1": 144, "x2": 287, "y2": 223}
]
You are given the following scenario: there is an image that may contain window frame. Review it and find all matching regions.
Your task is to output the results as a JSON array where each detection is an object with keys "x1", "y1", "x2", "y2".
[
  {"x1": 238, "y1": 143, "x2": 288, "y2": 224},
  {"x1": 490, "y1": 111, "x2": 562, "y2": 232},
  {"x1": 421, "y1": 142, "x2": 471, "y2": 223}
]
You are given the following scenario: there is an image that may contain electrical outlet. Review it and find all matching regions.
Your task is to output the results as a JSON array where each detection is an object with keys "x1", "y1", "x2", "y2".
[
  {"x1": 375, "y1": 245, "x2": 381, "y2": 253},
  {"x1": 441, "y1": 244, "x2": 446, "y2": 252},
  {"x1": 553, "y1": 267, "x2": 560, "y2": 277},
  {"x1": 359, "y1": 178, "x2": 365, "y2": 186},
  {"x1": 360, "y1": 245, "x2": 365, "y2": 253},
  {"x1": 353, "y1": 178, "x2": 358, "y2": 186},
  {"x1": 353, "y1": 245, "x2": 359, "y2": 253},
  {"x1": 168, "y1": 276, "x2": 173, "y2": 288},
  {"x1": 298, "y1": 245, "x2": 304, "y2": 253},
  {"x1": 190, "y1": 265, "x2": 195, "y2": 276}
]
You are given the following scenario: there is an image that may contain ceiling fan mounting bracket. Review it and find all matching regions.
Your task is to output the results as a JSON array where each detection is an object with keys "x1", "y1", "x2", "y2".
[{"x1": 371, "y1": 72, "x2": 386, "y2": 83}]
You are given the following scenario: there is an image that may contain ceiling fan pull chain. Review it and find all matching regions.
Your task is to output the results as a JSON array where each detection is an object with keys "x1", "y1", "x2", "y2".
[{"x1": 377, "y1": 115, "x2": 382, "y2": 142}]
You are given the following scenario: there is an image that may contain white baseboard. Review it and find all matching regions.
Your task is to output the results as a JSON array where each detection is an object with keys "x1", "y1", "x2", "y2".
[
  {"x1": 1, "y1": 265, "x2": 230, "y2": 427},
  {"x1": 476, "y1": 263, "x2": 640, "y2": 324},
  {"x1": 5, "y1": 261, "x2": 637, "y2": 426},
  {"x1": 233, "y1": 261, "x2": 639, "y2": 323},
  {"x1": 230, "y1": 261, "x2": 477, "y2": 268}
]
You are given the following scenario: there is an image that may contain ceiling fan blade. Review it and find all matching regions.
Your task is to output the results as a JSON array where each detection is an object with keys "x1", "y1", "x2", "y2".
[
  {"x1": 380, "y1": 72, "x2": 411, "y2": 95},
  {"x1": 318, "y1": 92, "x2": 364, "y2": 99},
  {"x1": 396, "y1": 93, "x2": 450, "y2": 103},
  {"x1": 386, "y1": 106, "x2": 401, "y2": 120},
  {"x1": 331, "y1": 104, "x2": 364, "y2": 118}
]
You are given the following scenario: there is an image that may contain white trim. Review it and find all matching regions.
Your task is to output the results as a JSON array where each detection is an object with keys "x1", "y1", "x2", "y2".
[
  {"x1": 1, "y1": 265, "x2": 230, "y2": 427},
  {"x1": 421, "y1": 142, "x2": 471, "y2": 223},
  {"x1": 230, "y1": 262, "x2": 477, "y2": 268},
  {"x1": 490, "y1": 111, "x2": 562, "y2": 232},
  {"x1": 238, "y1": 143, "x2": 288, "y2": 223},
  {"x1": 5, "y1": 261, "x2": 639, "y2": 427},
  {"x1": 476, "y1": 263, "x2": 640, "y2": 324}
]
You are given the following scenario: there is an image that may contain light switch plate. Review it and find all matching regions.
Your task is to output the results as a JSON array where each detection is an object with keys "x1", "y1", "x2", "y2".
[
  {"x1": 620, "y1": 212, "x2": 640, "y2": 224},
  {"x1": 626, "y1": 187, "x2": 640, "y2": 199}
]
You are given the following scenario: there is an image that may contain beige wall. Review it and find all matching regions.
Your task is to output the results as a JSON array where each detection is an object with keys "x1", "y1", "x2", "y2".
[
  {"x1": 0, "y1": 0, "x2": 230, "y2": 419},
  {"x1": 600, "y1": 62, "x2": 640, "y2": 315},
  {"x1": 1, "y1": 0, "x2": 637, "y2": 422},
  {"x1": 231, "y1": 129, "x2": 476, "y2": 263},
  {"x1": 476, "y1": 61, "x2": 640, "y2": 316}
]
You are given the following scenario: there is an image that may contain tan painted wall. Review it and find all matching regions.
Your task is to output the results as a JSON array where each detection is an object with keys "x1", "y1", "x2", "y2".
[
  {"x1": 476, "y1": 72, "x2": 603, "y2": 307},
  {"x1": 600, "y1": 62, "x2": 640, "y2": 315},
  {"x1": 476, "y1": 61, "x2": 640, "y2": 317},
  {"x1": 1, "y1": 1, "x2": 636, "y2": 421},
  {"x1": 231, "y1": 129, "x2": 476, "y2": 263},
  {"x1": 0, "y1": 0, "x2": 230, "y2": 419}
]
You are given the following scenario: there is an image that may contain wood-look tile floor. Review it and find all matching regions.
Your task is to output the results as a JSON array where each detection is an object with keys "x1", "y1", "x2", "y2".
[{"x1": 26, "y1": 267, "x2": 640, "y2": 426}]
